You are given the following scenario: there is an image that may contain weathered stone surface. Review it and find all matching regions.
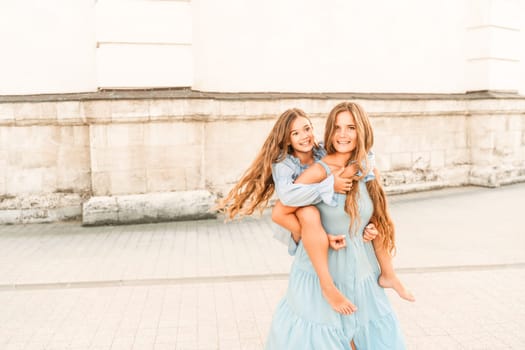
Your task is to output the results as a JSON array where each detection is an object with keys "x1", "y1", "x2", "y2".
[
  {"x1": 1, "y1": 93, "x2": 525, "y2": 224},
  {"x1": 81, "y1": 196, "x2": 119, "y2": 225},
  {"x1": 82, "y1": 190, "x2": 217, "y2": 226},
  {"x1": 0, "y1": 193, "x2": 83, "y2": 224}
]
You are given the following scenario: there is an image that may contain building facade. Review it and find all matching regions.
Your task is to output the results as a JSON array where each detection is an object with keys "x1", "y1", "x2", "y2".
[{"x1": 1, "y1": 0, "x2": 524, "y2": 224}]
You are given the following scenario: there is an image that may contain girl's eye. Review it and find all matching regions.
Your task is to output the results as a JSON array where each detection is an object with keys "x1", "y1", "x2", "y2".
[
  {"x1": 291, "y1": 132, "x2": 298, "y2": 137},
  {"x1": 305, "y1": 126, "x2": 311, "y2": 132}
]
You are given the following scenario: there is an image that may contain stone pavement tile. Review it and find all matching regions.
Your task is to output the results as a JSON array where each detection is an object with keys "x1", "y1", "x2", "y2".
[
  {"x1": 0, "y1": 217, "x2": 293, "y2": 286},
  {"x1": 388, "y1": 268, "x2": 525, "y2": 350},
  {"x1": 1, "y1": 266, "x2": 525, "y2": 349},
  {"x1": 391, "y1": 183, "x2": 525, "y2": 269},
  {"x1": 2, "y1": 185, "x2": 525, "y2": 288},
  {"x1": 154, "y1": 327, "x2": 177, "y2": 345}
]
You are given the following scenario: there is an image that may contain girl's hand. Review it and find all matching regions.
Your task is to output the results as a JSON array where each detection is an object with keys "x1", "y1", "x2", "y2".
[
  {"x1": 333, "y1": 168, "x2": 353, "y2": 194},
  {"x1": 363, "y1": 223, "x2": 379, "y2": 242},
  {"x1": 327, "y1": 234, "x2": 346, "y2": 250}
]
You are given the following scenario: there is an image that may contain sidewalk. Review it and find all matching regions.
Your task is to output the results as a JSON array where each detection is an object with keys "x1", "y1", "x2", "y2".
[{"x1": 1, "y1": 183, "x2": 525, "y2": 349}]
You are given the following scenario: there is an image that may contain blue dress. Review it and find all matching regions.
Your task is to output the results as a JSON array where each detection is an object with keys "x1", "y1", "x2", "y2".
[{"x1": 266, "y1": 160, "x2": 406, "y2": 350}]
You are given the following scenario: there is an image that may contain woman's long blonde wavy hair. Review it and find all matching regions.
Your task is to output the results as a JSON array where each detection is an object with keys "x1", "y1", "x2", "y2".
[
  {"x1": 216, "y1": 108, "x2": 316, "y2": 220},
  {"x1": 325, "y1": 102, "x2": 396, "y2": 254}
]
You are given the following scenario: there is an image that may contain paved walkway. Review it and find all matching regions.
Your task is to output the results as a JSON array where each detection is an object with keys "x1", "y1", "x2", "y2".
[{"x1": 1, "y1": 183, "x2": 524, "y2": 349}]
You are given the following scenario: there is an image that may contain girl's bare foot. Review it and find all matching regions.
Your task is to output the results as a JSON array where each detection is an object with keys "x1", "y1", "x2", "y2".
[
  {"x1": 378, "y1": 274, "x2": 415, "y2": 302},
  {"x1": 321, "y1": 283, "x2": 358, "y2": 314}
]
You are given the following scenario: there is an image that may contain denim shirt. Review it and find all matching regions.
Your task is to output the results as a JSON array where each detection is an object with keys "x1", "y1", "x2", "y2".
[{"x1": 271, "y1": 146, "x2": 376, "y2": 255}]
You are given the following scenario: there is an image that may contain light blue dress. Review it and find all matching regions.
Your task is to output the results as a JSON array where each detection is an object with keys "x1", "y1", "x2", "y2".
[{"x1": 266, "y1": 160, "x2": 406, "y2": 350}]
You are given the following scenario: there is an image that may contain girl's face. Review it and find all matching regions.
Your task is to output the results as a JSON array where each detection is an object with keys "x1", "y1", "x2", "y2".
[
  {"x1": 331, "y1": 111, "x2": 357, "y2": 154},
  {"x1": 289, "y1": 116, "x2": 315, "y2": 154}
]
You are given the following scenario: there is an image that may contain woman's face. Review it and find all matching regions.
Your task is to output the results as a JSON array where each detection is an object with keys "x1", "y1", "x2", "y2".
[
  {"x1": 331, "y1": 111, "x2": 357, "y2": 154},
  {"x1": 289, "y1": 116, "x2": 315, "y2": 154}
]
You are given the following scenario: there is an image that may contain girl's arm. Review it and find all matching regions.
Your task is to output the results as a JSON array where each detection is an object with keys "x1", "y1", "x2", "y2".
[
  {"x1": 272, "y1": 161, "x2": 335, "y2": 207},
  {"x1": 294, "y1": 163, "x2": 329, "y2": 184}
]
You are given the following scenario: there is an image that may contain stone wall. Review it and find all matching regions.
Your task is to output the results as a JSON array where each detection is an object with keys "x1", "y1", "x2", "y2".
[{"x1": 0, "y1": 91, "x2": 524, "y2": 224}]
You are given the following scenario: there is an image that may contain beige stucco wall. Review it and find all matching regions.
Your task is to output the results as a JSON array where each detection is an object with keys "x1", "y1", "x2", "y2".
[{"x1": 1, "y1": 92, "x2": 524, "y2": 223}]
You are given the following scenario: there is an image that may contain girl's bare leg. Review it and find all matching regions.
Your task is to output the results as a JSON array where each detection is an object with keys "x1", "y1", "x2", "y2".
[
  {"x1": 272, "y1": 201, "x2": 356, "y2": 314},
  {"x1": 350, "y1": 340, "x2": 357, "y2": 350},
  {"x1": 295, "y1": 206, "x2": 356, "y2": 315},
  {"x1": 372, "y1": 238, "x2": 415, "y2": 302},
  {"x1": 271, "y1": 201, "x2": 301, "y2": 243}
]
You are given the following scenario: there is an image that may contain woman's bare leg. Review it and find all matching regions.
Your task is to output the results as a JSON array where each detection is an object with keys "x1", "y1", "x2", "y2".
[
  {"x1": 372, "y1": 238, "x2": 415, "y2": 302},
  {"x1": 350, "y1": 340, "x2": 357, "y2": 350},
  {"x1": 295, "y1": 206, "x2": 357, "y2": 315}
]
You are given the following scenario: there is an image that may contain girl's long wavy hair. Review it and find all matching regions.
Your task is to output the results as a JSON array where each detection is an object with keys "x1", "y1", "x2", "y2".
[
  {"x1": 325, "y1": 102, "x2": 396, "y2": 254},
  {"x1": 216, "y1": 108, "x2": 316, "y2": 220}
]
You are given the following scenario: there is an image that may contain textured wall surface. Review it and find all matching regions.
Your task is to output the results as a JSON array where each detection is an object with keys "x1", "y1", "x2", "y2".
[{"x1": 1, "y1": 91, "x2": 524, "y2": 224}]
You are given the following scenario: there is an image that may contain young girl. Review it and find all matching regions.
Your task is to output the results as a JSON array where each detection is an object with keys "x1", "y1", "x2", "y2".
[{"x1": 217, "y1": 108, "x2": 359, "y2": 314}]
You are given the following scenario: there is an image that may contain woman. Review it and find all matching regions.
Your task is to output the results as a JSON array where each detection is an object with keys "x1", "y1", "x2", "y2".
[{"x1": 265, "y1": 102, "x2": 406, "y2": 349}]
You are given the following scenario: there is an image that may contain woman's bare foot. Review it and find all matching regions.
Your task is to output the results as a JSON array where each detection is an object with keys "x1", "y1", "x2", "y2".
[
  {"x1": 378, "y1": 274, "x2": 415, "y2": 302},
  {"x1": 321, "y1": 283, "x2": 358, "y2": 314}
]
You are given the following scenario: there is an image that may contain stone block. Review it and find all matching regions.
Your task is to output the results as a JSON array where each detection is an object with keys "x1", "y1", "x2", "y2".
[
  {"x1": 454, "y1": 132, "x2": 468, "y2": 148},
  {"x1": 91, "y1": 171, "x2": 111, "y2": 195},
  {"x1": 145, "y1": 121, "x2": 200, "y2": 146},
  {"x1": 149, "y1": 99, "x2": 174, "y2": 120},
  {"x1": 57, "y1": 170, "x2": 91, "y2": 192},
  {"x1": 13, "y1": 102, "x2": 40, "y2": 124},
  {"x1": 218, "y1": 100, "x2": 246, "y2": 117},
  {"x1": 107, "y1": 146, "x2": 147, "y2": 171},
  {"x1": 430, "y1": 150, "x2": 445, "y2": 168},
  {"x1": 56, "y1": 101, "x2": 82, "y2": 125},
  {"x1": 0, "y1": 175, "x2": 5, "y2": 195},
  {"x1": 81, "y1": 100, "x2": 112, "y2": 124},
  {"x1": 0, "y1": 209, "x2": 22, "y2": 224},
  {"x1": 469, "y1": 166, "x2": 500, "y2": 187},
  {"x1": 0, "y1": 103, "x2": 15, "y2": 125},
  {"x1": 111, "y1": 100, "x2": 149, "y2": 122},
  {"x1": 89, "y1": 125, "x2": 108, "y2": 147},
  {"x1": 110, "y1": 169, "x2": 147, "y2": 195},
  {"x1": 391, "y1": 152, "x2": 412, "y2": 170},
  {"x1": 186, "y1": 99, "x2": 218, "y2": 117},
  {"x1": 445, "y1": 149, "x2": 469, "y2": 166},
  {"x1": 57, "y1": 146, "x2": 90, "y2": 171},
  {"x1": 6, "y1": 168, "x2": 44, "y2": 194},
  {"x1": 40, "y1": 102, "x2": 57, "y2": 118},
  {"x1": 107, "y1": 123, "x2": 144, "y2": 147},
  {"x1": 0, "y1": 127, "x2": 8, "y2": 148},
  {"x1": 9, "y1": 149, "x2": 57, "y2": 168},
  {"x1": 375, "y1": 153, "x2": 391, "y2": 172},
  {"x1": 507, "y1": 116, "x2": 522, "y2": 131},
  {"x1": 183, "y1": 165, "x2": 202, "y2": 189},
  {"x1": 82, "y1": 190, "x2": 217, "y2": 226},
  {"x1": 32, "y1": 126, "x2": 61, "y2": 148},
  {"x1": 82, "y1": 196, "x2": 119, "y2": 225},
  {"x1": 145, "y1": 146, "x2": 179, "y2": 169},
  {"x1": 90, "y1": 147, "x2": 112, "y2": 172},
  {"x1": 412, "y1": 152, "x2": 430, "y2": 170},
  {"x1": 146, "y1": 168, "x2": 186, "y2": 192},
  {"x1": 42, "y1": 170, "x2": 58, "y2": 192}
]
